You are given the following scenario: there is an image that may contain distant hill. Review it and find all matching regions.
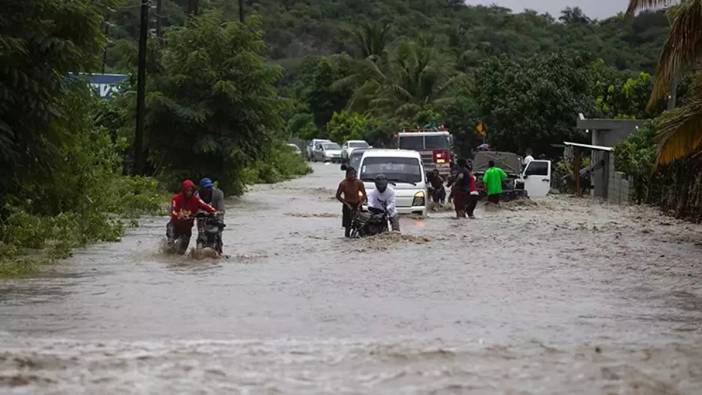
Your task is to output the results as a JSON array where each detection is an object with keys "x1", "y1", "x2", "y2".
[{"x1": 106, "y1": 0, "x2": 668, "y2": 73}]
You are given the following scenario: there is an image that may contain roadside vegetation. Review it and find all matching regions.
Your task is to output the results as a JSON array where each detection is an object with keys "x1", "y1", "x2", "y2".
[{"x1": 0, "y1": 1, "x2": 308, "y2": 276}]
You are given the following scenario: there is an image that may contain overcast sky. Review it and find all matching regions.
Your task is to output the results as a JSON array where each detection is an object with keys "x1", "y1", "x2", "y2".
[{"x1": 463, "y1": 0, "x2": 631, "y2": 19}]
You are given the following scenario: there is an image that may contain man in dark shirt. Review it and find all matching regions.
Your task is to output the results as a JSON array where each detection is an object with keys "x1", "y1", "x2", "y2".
[
  {"x1": 197, "y1": 177, "x2": 225, "y2": 253},
  {"x1": 336, "y1": 167, "x2": 367, "y2": 237}
]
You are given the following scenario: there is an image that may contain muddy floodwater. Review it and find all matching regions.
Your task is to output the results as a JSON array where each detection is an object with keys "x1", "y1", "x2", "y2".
[{"x1": 1, "y1": 163, "x2": 702, "y2": 394}]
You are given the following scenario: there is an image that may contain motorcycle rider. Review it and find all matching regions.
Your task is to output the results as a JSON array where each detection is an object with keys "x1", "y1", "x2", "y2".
[
  {"x1": 197, "y1": 177, "x2": 225, "y2": 253},
  {"x1": 167, "y1": 179, "x2": 217, "y2": 254},
  {"x1": 367, "y1": 174, "x2": 400, "y2": 232},
  {"x1": 198, "y1": 178, "x2": 225, "y2": 213}
]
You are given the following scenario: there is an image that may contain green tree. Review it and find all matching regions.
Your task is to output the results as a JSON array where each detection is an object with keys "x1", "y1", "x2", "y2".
[
  {"x1": 306, "y1": 56, "x2": 353, "y2": 130},
  {"x1": 474, "y1": 52, "x2": 597, "y2": 155},
  {"x1": 591, "y1": 61, "x2": 660, "y2": 119},
  {"x1": 338, "y1": 39, "x2": 464, "y2": 122},
  {"x1": 0, "y1": 0, "x2": 109, "y2": 205},
  {"x1": 147, "y1": 13, "x2": 283, "y2": 194},
  {"x1": 326, "y1": 111, "x2": 376, "y2": 143}
]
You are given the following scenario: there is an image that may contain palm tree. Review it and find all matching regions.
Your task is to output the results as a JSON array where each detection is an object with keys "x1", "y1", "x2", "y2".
[
  {"x1": 336, "y1": 39, "x2": 465, "y2": 121},
  {"x1": 351, "y1": 22, "x2": 391, "y2": 61},
  {"x1": 627, "y1": 0, "x2": 702, "y2": 164}
]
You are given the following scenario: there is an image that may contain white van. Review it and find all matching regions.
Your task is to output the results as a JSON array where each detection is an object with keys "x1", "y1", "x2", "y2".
[{"x1": 358, "y1": 149, "x2": 427, "y2": 216}]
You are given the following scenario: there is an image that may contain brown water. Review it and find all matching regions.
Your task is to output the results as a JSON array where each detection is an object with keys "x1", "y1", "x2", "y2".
[{"x1": 1, "y1": 163, "x2": 701, "y2": 394}]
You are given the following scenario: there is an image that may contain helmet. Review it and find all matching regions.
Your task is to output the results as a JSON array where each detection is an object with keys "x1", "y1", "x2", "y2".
[
  {"x1": 199, "y1": 177, "x2": 214, "y2": 189},
  {"x1": 374, "y1": 174, "x2": 388, "y2": 193}
]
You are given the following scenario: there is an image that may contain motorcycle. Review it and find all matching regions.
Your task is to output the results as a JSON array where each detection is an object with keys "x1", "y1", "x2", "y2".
[
  {"x1": 350, "y1": 207, "x2": 389, "y2": 238},
  {"x1": 195, "y1": 212, "x2": 225, "y2": 254}
]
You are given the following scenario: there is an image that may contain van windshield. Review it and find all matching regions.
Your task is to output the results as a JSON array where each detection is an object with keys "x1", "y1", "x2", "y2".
[{"x1": 361, "y1": 157, "x2": 422, "y2": 184}]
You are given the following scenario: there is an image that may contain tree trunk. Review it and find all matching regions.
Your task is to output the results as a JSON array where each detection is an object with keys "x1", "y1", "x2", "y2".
[{"x1": 187, "y1": 0, "x2": 199, "y2": 16}]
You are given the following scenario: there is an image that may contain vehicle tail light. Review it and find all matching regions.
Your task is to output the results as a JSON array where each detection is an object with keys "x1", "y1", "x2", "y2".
[{"x1": 433, "y1": 149, "x2": 450, "y2": 164}]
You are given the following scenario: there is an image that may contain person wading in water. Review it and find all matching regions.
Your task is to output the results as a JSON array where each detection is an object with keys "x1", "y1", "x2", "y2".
[{"x1": 336, "y1": 167, "x2": 367, "y2": 238}]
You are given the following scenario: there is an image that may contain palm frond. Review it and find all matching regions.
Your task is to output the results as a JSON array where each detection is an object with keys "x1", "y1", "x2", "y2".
[
  {"x1": 647, "y1": 0, "x2": 702, "y2": 109},
  {"x1": 626, "y1": 0, "x2": 677, "y2": 15},
  {"x1": 655, "y1": 95, "x2": 702, "y2": 165}
]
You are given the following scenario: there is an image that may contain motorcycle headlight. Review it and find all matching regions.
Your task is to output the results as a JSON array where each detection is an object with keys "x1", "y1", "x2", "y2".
[{"x1": 412, "y1": 191, "x2": 425, "y2": 207}]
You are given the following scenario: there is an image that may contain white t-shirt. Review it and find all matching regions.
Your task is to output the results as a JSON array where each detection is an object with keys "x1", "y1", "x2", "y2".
[
  {"x1": 523, "y1": 155, "x2": 534, "y2": 166},
  {"x1": 367, "y1": 187, "x2": 397, "y2": 217}
]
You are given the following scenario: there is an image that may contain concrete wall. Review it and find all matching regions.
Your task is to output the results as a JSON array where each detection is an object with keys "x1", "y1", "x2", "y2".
[{"x1": 606, "y1": 156, "x2": 632, "y2": 205}]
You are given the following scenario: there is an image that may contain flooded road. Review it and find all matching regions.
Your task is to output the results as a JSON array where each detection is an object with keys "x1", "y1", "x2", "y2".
[{"x1": 1, "y1": 162, "x2": 702, "y2": 394}]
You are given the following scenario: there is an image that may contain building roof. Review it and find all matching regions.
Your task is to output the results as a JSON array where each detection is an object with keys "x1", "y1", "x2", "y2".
[{"x1": 563, "y1": 141, "x2": 614, "y2": 152}]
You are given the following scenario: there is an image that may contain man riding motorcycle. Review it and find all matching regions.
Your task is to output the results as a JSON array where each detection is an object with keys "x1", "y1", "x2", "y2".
[
  {"x1": 196, "y1": 177, "x2": 225, "y2": 253},
  {"x1": 167, "y1": 179, "x2": 217, "y2": 254},
  {"x1": 366, "y1": 174, "x2": 400, "y2": 232}
]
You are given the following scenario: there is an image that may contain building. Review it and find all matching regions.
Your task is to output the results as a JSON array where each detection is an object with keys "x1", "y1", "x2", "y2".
[{"x1": 573, "y1": 116, "x2": 645, "y2": 204}]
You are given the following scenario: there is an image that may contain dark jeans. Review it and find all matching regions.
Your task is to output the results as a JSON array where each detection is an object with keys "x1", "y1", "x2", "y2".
[
  {"x1": 429, "y1": 187, "x2": 446, "y2": 203},
  {"x1": 487, "y1": 194, "x2": 501, "y2": 204},
  {"x1": 466, "y1": 194, "x2": 479, "y2": 217},
  {"x1": 167, "y1": 220, "x2": 192, "y2": 254},
  {"x1": 342, "y1": 204, "x2": 359, "y2": 237}
]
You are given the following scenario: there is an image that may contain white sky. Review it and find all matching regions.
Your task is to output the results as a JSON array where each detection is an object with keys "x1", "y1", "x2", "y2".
[{"x1": 463, "y1": 0, "x2": 632, "y2": 19}]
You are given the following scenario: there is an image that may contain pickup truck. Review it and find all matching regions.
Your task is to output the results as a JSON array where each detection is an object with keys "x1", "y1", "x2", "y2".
[{"x1": 472, "y1": 151, "x2": 552, "y2": 199}]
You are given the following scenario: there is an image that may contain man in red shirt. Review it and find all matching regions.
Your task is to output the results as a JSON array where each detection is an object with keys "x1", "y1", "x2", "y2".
[{"x1": 167, "y1": 179, "x2": 217, "y2": 254}]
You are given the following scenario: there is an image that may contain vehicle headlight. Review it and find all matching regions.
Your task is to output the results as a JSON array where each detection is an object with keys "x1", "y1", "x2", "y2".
[{"x1": 412, "y1": 191, "x2": 425, "y2": 207}]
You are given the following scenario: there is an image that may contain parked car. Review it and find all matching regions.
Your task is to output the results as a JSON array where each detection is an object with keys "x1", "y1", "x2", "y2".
[
  {"x1": 306, "y1": 139, "x2": 331, "y2": 160},
  {"x1": 341, "y1": 148, "x2": 369, "y2": 172},
  {"x1": 358, "y1": 149, "x2": 427, "y2": 216},
  {"x1": 341, "y1": 140, "x2": 370, "y2": 161},
  {"x1": 312, "y1": 142, "x2": 342, "y2": 163},
  {"x1": 286, "y1": 143, "x2": 302, "y2": 155}
]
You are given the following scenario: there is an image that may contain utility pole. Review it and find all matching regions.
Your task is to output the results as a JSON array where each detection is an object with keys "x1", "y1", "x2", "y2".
[
  {"x1": 155, "y1": 0, "x2": 163, "y2": 39},
  {"x1": 187, "y1": 0, "x2": 199, "y2": 15},
  {"x1": 239, "y1": 0, "x2": 244, "y2": 22},
  {"x1": 134, "y1": 0, "x2": 149, "y2": 175}
]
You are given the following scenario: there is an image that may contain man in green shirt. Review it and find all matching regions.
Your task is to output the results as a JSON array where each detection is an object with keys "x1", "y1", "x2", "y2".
[{"x1": 483, "y1": 160, "x2": 507, "y2": 204}]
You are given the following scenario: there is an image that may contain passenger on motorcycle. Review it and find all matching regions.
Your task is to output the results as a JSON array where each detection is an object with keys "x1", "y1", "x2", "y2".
[
  {"x1": 167, "y1": 179, "x2": 217, "y2": 254},
  {"x1": 367, "y1": 174, "x2": 400, "y2": 232},
  {"x1": 197, "y1": 177, "x2": 225, "y2": 253},
  {"x1": 198, "y1": 178, "x2": 225, "y2": 213}
]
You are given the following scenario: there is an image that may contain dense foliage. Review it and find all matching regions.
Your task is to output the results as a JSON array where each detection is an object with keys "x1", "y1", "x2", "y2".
[
  {"x1": 0, "y1": 0, "x2": 108, "y2": 202},
  {"x1": 473, "y1": 52, "x2": 597, "y2": 155},
  {"x1": 0, "y1": 1, "x2": 164, "y2": 275},
  {"x1": 615, "y1": 125, "x2": 702, "y2": 221},
  {"x1": 147, "y1": 13, "x2": 286, "y2": 194}
]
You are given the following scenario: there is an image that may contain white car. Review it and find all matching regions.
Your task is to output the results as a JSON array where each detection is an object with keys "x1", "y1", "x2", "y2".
[
  {"x1": 358, "y1": 149, "x2": 427, "y2": 216},
  {"x1": 313, "y1": 142, "x2": 342, "y2": 163},
  {"x1": 307, "y1": 139, "x2": 331, "y2": 160},
  {"x1": 286, "y1": 143, "x2": 302, "y2": 155},
  {"x1": 341, "y1": 140, "x2": 370, "y2": 160}
]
